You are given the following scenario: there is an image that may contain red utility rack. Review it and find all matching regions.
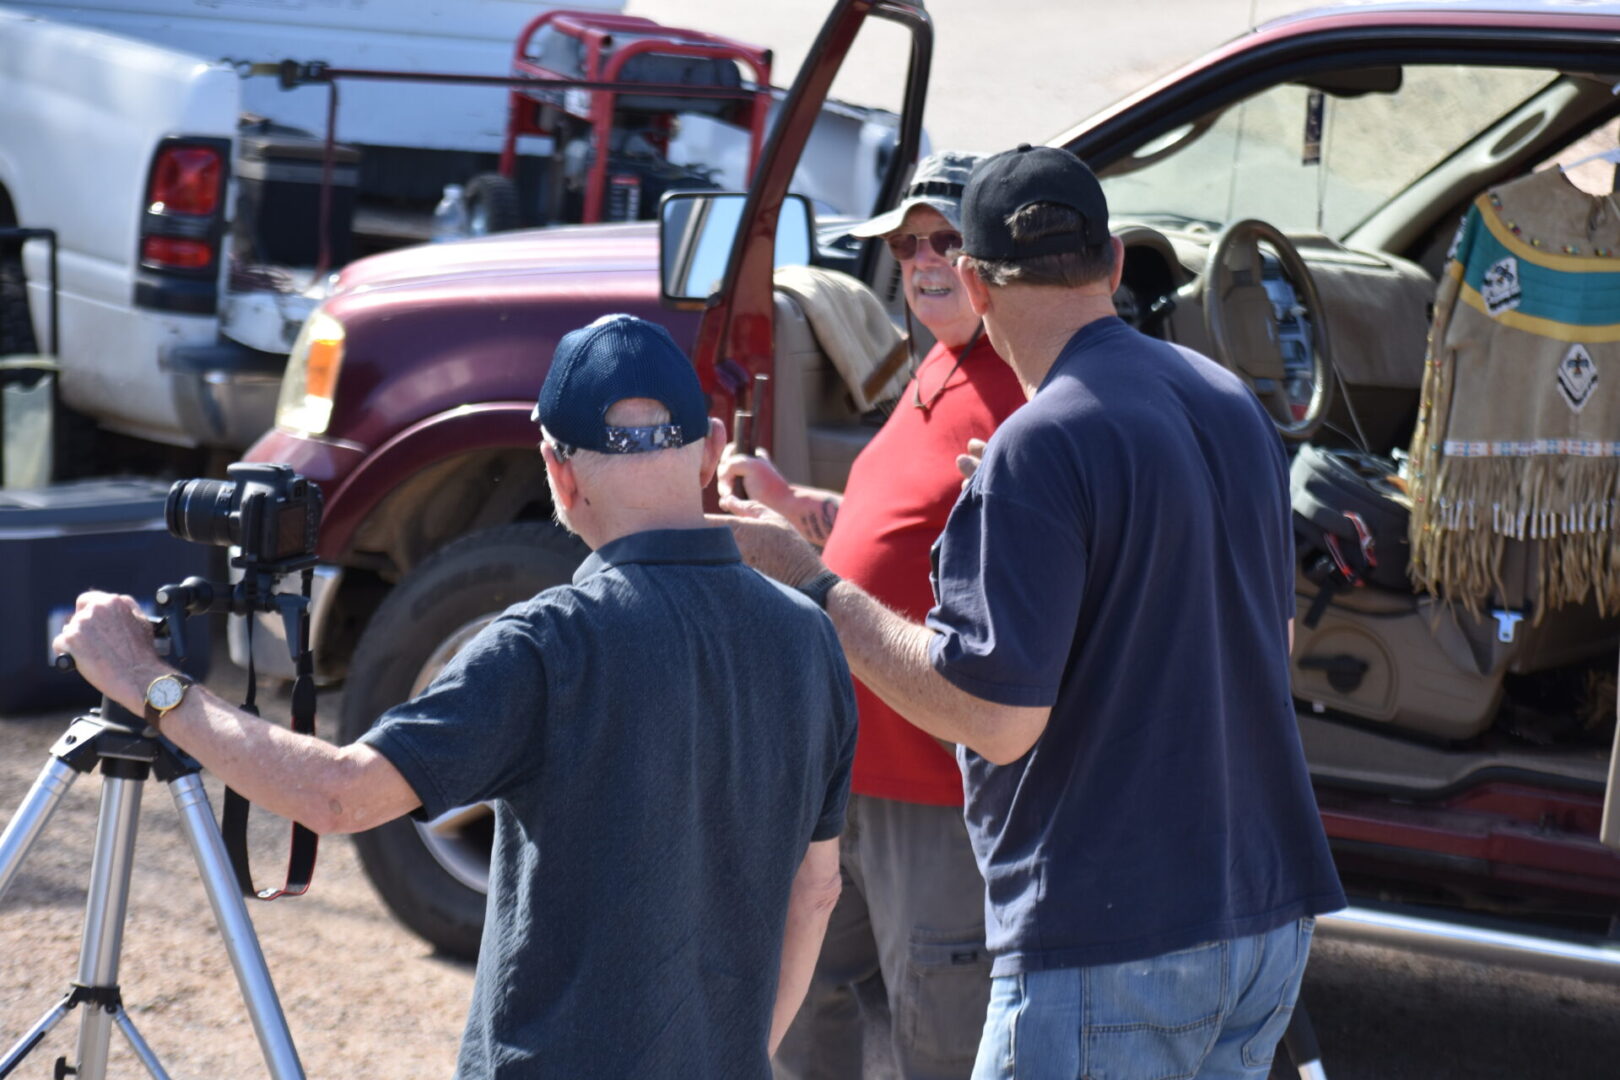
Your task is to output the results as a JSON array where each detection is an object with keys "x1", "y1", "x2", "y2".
[{"x1": 497, "y1": 10, "x2": 773, "y2": 223}]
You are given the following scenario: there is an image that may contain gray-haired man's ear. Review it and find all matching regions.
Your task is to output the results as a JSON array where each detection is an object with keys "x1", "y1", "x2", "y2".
[
  {"x1": 699, "y1": 416, "x2": 729, "y2": 488},
  {"x1": 541, "y1": 439, "x2": 581, "y2": 513}
]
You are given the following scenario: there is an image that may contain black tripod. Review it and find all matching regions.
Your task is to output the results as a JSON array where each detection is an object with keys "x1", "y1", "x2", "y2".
[{"x1": 0, "y1": 579, "x2": 311, "y2": 1080}]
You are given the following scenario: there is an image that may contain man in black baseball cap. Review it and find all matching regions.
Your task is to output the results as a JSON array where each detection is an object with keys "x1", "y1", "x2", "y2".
[
  {"x1": 959, "y1": 142, "x2": 1111, "y2": 261},
  {"x1": 720, "y1": 147, "x2": 1343, "y2": 1078}
]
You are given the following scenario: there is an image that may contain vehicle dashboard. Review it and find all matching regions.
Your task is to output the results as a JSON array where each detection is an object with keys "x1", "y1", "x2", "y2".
[{"x1": 1112, "y1": 220, "x2": 1436, "y2": 454}]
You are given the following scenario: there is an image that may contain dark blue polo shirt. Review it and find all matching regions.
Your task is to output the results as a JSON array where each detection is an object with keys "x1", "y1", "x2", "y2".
[
  {"x1": 927, "y1": 317, "x2": 1344, "y2": 976},
  {"x1": 363, "y1": 527, "x2": 856, "y2": 1078}
]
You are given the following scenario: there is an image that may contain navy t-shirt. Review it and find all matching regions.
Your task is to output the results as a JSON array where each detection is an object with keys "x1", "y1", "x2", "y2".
[
  {"x1": 363, "y1": 527, "x2": 857, "y2": 1078},
  {"x1": 927, "y1": 317, "x2": 1344, "y2": 975}
]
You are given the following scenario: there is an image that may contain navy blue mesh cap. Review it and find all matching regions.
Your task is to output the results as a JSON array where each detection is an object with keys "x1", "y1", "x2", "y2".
[
  {"x1": 535, "y1": 314, "x2": 709, "y2": 456},
  {"x1": 961, "y1": 144, "x2": 1110, "y2": 260}
]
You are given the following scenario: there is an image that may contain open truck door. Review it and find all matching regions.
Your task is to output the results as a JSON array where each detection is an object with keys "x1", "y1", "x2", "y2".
[{"x1": 677, "y1": 0, "x2": 932, "y2": 451}]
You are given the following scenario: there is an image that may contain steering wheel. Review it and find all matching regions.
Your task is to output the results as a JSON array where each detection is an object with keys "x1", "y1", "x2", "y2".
[{"x1": 1202, "y1": 219, "x2": 1334, "y2": 441}]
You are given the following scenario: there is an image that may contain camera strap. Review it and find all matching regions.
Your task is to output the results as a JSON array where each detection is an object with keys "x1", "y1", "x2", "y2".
[{"x1": 222, "y1": 570, "x2": 320, "y2": 900}]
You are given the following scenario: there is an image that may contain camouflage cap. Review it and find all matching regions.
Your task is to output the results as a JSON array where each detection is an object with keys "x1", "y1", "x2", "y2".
[{"x1": 849, "y1": 150, "x2": 983, "y2": 237}]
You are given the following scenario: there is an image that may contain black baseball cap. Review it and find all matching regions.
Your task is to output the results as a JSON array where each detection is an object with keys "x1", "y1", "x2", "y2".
[
  {"x1": 535, "y1": 314, "x2": 709, "y2": 456},
  {"x1": 961, "y1": 144, "x2": 1110, "y2": 260}
]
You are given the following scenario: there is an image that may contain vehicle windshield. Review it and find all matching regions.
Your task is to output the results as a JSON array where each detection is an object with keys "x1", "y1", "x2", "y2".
[{"x1": 1097, "y1": 64, "x2": 1555, "y2": 239}]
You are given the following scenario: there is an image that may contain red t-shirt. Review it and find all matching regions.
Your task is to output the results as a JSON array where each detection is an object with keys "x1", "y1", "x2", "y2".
[{"x1": 820, "y1": 335, "x2": 1025, "y2": 806}]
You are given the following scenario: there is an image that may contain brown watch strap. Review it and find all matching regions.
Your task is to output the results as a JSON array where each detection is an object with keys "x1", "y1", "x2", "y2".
[{"x1": 143, "y1": 674, "x2": 194, "y2": 728}]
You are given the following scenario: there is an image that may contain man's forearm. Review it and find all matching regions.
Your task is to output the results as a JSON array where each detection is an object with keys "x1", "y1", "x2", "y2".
[
  {"x1": 826, "y1": 582, "x2": 1048, "y2": 765},
  {"x1": 155, "y1": 683, "x2": 417, "y2": 835},
  {"x1": 714, "y1": 513, "x2": 1047, "y2": 759},
  {"x1": 772, "y1": 838, "x2": 841, "y2": 1056},
  {"x1": 53, "y1": 591, "x2": 416, "y2": 833}
]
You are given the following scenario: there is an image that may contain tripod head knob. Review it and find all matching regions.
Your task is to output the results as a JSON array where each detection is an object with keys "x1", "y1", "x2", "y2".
[{"x1": 155, "y1": 576, "x2": 219, "y2": 614}]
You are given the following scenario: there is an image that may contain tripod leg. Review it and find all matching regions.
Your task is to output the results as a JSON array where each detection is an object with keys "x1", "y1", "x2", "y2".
[
  {"x1": 169, "y1": 774, "x2": 305, "y2": 1080},
  {"x1": 71, "y1": 771, "x2": 145, "y2": 1080},
  {"x1": 0, "y1": 758, "x2": 79, "y2": 905},
  {"x1": 1282, "y1": 1002, "x2": 1328, "y2": 1079},
  {"x1": 111, "y1": 1006, "x2": 174, "y2": 1080},
  {"x1": 0, "y1": 994, "x2": 73, "y2": 1078}
]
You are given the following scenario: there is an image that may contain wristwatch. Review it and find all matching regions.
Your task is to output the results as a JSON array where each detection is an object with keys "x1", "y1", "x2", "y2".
[
  {"x1": 143, "y1": 673, "x2": 194, "y2": 728},
  {"x1": 799, "y1": 569, "x2": 842, "y2": 611}
]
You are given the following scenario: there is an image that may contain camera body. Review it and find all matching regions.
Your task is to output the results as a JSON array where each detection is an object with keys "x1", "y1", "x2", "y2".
[{"x1": 166, "y1": 463, "x2": 323, "y2": 571}]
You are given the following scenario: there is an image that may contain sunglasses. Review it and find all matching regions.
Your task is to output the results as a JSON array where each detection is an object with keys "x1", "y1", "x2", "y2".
[{"x1": 885, "y1": 228, "x2": 963, "y2": 262}]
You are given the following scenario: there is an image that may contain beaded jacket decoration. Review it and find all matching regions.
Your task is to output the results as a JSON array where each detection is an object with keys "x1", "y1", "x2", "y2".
[{"x1": 1408, "y1": 168, "x2": 1620, "y2": 617}]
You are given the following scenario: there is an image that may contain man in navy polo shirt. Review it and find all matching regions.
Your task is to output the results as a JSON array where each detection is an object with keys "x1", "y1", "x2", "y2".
[
  {"x1": 722, "y1": 148, "x2": 1343, "y2": 1079},
  {"x1": 57, "y1": 314, "x2": 858, "y2": 1079}
]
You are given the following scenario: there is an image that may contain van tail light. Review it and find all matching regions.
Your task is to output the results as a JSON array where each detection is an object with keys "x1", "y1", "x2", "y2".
[{"x1": 135, "y1": 136, "x2": 231, "y2": 313}]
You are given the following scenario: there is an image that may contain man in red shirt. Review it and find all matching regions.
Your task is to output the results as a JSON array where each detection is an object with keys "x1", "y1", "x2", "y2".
[{"x1": 720, "y1": 152, "x2": 1025, "y2": 1079}]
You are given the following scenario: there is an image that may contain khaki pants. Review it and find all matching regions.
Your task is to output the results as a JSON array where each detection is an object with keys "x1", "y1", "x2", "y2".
[{"x1": 774, "y1": 794, "x2": 991, "y2": 1080}]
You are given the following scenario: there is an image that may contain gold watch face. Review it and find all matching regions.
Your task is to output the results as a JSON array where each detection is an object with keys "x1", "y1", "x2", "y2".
[{"x1": 146, "y1": 675, "x2": 186, "y2": 712}]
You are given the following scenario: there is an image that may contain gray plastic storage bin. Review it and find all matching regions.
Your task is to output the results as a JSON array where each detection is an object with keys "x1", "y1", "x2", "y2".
[{"x1": 0, "y1": 479, "x2": 212, "y2": 714}]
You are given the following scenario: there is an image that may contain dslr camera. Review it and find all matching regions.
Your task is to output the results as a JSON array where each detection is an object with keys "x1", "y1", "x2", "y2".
[{"x1": 166, "y1": 462, "x2": 323, "y2": 571}]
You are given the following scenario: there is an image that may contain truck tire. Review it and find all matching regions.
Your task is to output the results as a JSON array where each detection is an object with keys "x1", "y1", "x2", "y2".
[
  {"x1": 340, "y1": 521, "x2": 587, "y2": 959},
  {"x1": 465, "y1": 173, "x2": 523, "y2": 235},
  {"x1": 0, "y1": 242, "x2": 37, "y2": 355}
]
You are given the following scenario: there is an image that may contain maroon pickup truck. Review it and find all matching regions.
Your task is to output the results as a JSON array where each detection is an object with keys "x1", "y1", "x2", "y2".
[{"x1": 245, "y1": 0, "x2": 1620, "y2": 975}]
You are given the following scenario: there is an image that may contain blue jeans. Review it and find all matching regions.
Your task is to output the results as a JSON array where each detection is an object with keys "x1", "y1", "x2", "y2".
[{"x1": 970, "y1": 917, "x2": 1315, "y2": 1080}]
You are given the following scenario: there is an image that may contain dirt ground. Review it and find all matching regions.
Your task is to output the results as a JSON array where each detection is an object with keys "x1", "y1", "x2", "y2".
[
  {"x1": 0, "y1": 662, "x2": 473, "y2": 1080},
  {"x1": 7, "y1": 663, "x2": 1620, "y2": 1080}
]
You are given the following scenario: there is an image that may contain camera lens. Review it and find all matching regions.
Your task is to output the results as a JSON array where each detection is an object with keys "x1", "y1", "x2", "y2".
[{"x1": 165, "y1": 478, "x2": 240, "y2": 548}]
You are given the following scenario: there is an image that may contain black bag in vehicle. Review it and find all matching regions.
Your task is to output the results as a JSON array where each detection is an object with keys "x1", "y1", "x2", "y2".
[
  {"x1": 1291, "y1": 444, "x2": 1413, "y2": 626},
  {"x1": 1288, "y1": 444, "x2": 1507, "y2": 741}
]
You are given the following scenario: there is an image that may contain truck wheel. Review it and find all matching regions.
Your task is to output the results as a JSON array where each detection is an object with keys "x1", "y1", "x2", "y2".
[
  {"x1": 340, "y1": 522, "x2": 586, "y2": 959},
  {"x1": 465, "y1": 173, "x2": 523, "y2": 235},
  {"x1": 0, "y1": 242, "x2": 37, "y2": 355}
]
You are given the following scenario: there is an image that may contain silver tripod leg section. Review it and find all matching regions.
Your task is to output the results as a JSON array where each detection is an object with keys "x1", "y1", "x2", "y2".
[
  {"x1": 72, "y1": 774, "x2": 145, "y2": 1080},
  {"x1": 169, "y1": 774, "x2": 305, "y2": 1080},
  {"x1": 112, "y1": 1006, "x2": 173, "y2": 1080},
  {"x1": 0, "y1": 758, "x2": 78, "y2": 904},
  {"x1": 0, "y1": 995, "x2": 72, "y2": 1076}
]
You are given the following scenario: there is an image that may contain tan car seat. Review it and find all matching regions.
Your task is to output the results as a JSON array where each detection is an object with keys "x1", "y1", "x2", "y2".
[
  {"x1": 1291, "y1": 443, "x2": 1620, "y2": 742},
  {"x1": 768, "y1": 266, "x2": 908, "y2": 491}
]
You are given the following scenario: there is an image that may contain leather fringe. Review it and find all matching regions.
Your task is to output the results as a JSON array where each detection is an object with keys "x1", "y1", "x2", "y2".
[{"x1": 1409, "y1": 454, "x2": 1620, "y2": 619}]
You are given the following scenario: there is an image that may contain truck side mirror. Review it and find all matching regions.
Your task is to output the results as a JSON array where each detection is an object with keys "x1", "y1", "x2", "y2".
[{"x1": 659, "y1": 192, "x2": 813, "y2": 306}]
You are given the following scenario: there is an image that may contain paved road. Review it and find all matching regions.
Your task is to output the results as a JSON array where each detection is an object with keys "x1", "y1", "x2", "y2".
[
  {"x1": 1297, "y1": 935, "x2": 1620, "y2": 1079},
  {"x1": 629, "y1": 0, "x2": 1322, "y2": 154}
]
